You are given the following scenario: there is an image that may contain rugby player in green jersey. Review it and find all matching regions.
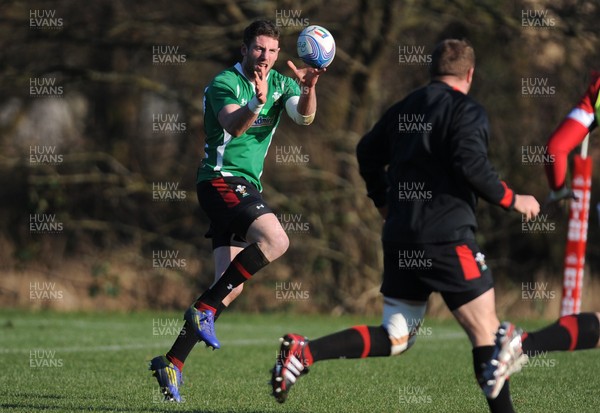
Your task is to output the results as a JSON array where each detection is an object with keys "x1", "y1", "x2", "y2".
[{"x1": 149, "y1": 20, "x2": 325, "y2": 401}]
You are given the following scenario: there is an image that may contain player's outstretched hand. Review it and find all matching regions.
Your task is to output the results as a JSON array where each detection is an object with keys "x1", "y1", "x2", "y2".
[
  {"x1": 544, "y1": 186, "x2": 577, "y2": 205},
  {"x1": 514, "y1": 194, "x2": 540, "y2": 221},
  {"x1": 287, "y1": 60, "x2": 325, "y2": 88},
  {"x1": 541, "y1": 186, "x2": 577, "y2": 216}
]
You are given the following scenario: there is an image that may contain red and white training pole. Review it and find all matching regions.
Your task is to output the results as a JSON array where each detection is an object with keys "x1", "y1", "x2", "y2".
[{"x1": 560, "y1": 134, "x2": 592, "y2": 316}]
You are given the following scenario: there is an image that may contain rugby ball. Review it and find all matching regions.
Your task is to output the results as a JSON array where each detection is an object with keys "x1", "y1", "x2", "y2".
[{"x1": 297, "y1": 25, "x2": 335, "y2": 69}]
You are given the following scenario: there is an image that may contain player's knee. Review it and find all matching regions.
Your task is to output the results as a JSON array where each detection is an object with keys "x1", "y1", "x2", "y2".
[
  {"x1": 259, "y1": 230, "x2": 289, "y2": 261},
  {"x1": 384, "y1": 313, "x2": 418, "y2": 356},
  {"x1": 382, "y1": 297, "x2": 427, "y2": 356},
  {"x1": 275, "y1": 231, "x2": 290, "y2": 257}
]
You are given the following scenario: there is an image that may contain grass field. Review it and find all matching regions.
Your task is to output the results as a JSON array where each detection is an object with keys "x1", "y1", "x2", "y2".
[{"x1": 0, "y1": 310, "x2": 598, "y2": 413}]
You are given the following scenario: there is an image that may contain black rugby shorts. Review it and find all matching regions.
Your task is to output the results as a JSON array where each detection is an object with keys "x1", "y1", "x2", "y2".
[
  {"x1": 197, "y1": 176, "x2": 273, "y2": 249},
  {"x1": 381, "y1": 239, "x2": 494, "y2": 311}
]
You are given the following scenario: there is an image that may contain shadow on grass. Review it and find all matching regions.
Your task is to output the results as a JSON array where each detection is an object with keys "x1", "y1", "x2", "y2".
[
  {"x1": 2, "y1": 401, "x2": 298, "y2": 413},
  {"x1": 2, "y1": 405, "x2": 300, "y2": 413}
]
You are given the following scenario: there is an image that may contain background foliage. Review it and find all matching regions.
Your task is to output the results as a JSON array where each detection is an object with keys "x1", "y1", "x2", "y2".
[{"x1": 1, "y1": 0, "x2": 599, "y2": 316}]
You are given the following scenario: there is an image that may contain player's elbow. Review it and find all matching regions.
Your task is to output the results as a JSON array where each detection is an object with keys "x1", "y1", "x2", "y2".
[
  {"x1": 297, "y1": 118, "x2": 314, "y2": 126},
  {"x1": 293, "y1": 112, "x2": 315, "y2": 126},
  {"x1": 546, "y1": 136, "x2": 567, "y2": 157},
  {"x1": 223, "y1": 124, "x2": 246, "y2": 137},
  {"x1": 286, "y1": 96, "x2": 315, "y2": 126},
  {"x1": 218, "y1": 108, "x2": 248, "y2": 137},
  {"x1": 227, "y1": 128, "x2": 244, "y2": 137}
]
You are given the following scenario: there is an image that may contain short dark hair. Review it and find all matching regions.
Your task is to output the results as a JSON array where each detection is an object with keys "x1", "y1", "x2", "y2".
[
  {"x1": 243, "y1": 20, "x2": 280, "y2": 47},
  {"x1": 429, "y1": 39, "x2": 475, "y2": 79}
]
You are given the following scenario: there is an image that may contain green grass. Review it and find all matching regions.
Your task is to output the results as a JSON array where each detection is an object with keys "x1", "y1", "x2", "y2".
[{"x1": 0, "y1": 310, "x2": 598, "y2": 412}]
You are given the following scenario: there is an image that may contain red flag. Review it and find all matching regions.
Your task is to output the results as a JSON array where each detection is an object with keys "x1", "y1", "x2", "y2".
[{"x1": 560, "y1": 154, "x2": 592, "y2": 316}]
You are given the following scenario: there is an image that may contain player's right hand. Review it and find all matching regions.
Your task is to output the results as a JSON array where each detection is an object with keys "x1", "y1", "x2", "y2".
[
  {"x1": 514, "y1": 194, "x2": 540, "y2": 221},
  {"x1": 253, "y1": 66, "x2": 269, "y2": 104},
  {"x1": 287, "y1": 60, "x2": 325, "y2": 89}
]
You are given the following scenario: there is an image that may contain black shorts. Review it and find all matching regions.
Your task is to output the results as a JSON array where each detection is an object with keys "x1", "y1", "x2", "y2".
[
  {"x1": 197, "y1": 176, "x2": 273, "y2": 249},
  {"x1": 381, "y1": 239, "x2": 494, "y2": 311}
]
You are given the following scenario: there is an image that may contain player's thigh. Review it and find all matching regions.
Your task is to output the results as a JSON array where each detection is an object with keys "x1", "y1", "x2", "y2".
[
  {"x1": 418, "y1": 239, "x2": 497, "y2": 346},
  {"x1": 197, "y1": 177, "x2": 273, "y2": 242},
  {"x1": 381, "y1": 242, "x2": 432, "y2": 302}
]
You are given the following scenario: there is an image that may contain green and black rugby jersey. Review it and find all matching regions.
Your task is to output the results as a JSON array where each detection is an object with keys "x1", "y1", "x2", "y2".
[{"x1": 198, "y1": 62, "x2": 301, "y2": 191}]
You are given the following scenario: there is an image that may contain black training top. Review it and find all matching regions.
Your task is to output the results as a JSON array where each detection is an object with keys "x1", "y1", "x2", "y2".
[{"x1": 357, "y1": 80, "x2": 515, "y2": 243}]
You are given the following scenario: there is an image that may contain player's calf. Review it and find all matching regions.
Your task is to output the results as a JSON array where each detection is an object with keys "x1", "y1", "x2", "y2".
[{"x1": 522, "y1": 312, "x2": 600, "y2": 354}]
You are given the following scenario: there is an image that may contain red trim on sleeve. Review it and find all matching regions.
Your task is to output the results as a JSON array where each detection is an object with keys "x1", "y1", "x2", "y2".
[
  {"x1": 352, "y1": 325, "x2": 371, "y2": 358},
  {"x1": 583, "y1": 70, "x2": 600, "y2": 113},
  {"x1": 545, "y1": 72, "x2": 599, "y2": 190},
  {"x1": 545, "y1": 118, "x2": 591, "y2": 190},
  {"x1": 499, "y1": 181, "x2": 514, "y2": 209},
  {"x1": 455, "y1": 245, "x2": 481, "y2": 280},
  {"x1": 559, "y1": 315, "x2": 579, "y2": 351}
]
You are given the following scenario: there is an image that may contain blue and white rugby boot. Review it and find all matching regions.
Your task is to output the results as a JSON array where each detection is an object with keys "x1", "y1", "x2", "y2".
[
  {"x1": 184, "y1": 306, "x2": 220, "y2": 349},
  {"x1": 481, "y1": 322, "x2": 528, "y2": 399},
  {"x1": 149, "y1": 355, "x2": 183, "y2": 402}
]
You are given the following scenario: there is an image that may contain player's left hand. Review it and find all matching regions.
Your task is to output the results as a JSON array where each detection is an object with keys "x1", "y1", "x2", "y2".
[
  {"x1": 541, "y1": 186, "x2": 577, "y2": 216},
  {"x1": 287, "y1": 60, "x2": 325, "y2": 88},
  {"x1": 545, "y1": 186, "x2": 577, "y2": 204}
]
